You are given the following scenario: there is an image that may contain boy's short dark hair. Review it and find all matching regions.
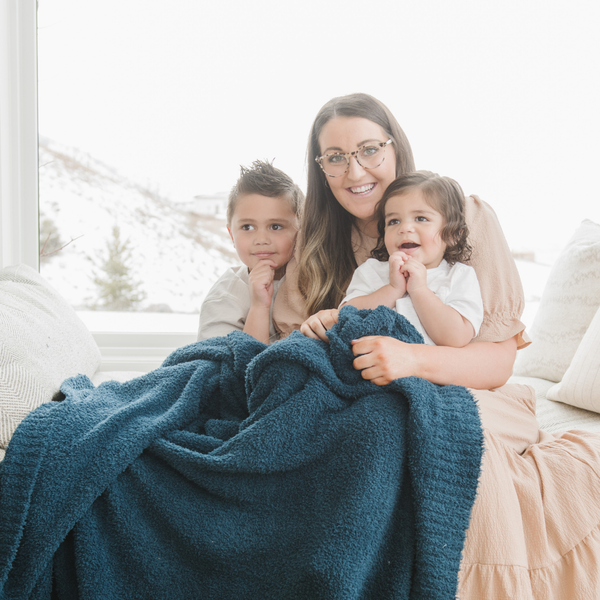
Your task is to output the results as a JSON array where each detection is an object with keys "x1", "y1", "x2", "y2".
[
  {"x1": 227, "y1": 160, "x2": 304, "y2": 224},
  {"x1": 371, "y1": 170, "x2": 472, "y2": 265}
]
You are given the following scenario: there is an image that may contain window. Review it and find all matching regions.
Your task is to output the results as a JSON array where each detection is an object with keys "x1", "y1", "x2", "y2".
[
  {"x1": 4, "y1": 1, "x2": 600, "y2": 367},
  {"x1": 36, "y1": 3, "x2": 242, "y2": 337}
]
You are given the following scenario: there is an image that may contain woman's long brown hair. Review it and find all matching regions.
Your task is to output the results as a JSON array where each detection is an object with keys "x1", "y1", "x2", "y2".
[{"x1": 297, "y1": 93, "x2": 416, "y2": 315}]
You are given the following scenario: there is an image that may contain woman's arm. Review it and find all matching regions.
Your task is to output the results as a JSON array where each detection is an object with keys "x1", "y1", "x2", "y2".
[{"x1": 351, "y1": 335, "x2": 517, "y2": 389}]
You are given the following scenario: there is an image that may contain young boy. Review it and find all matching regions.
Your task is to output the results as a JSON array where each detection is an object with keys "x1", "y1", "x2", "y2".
[{"x1": 198, "y1": 160, "x2": 303, "y2": 344}]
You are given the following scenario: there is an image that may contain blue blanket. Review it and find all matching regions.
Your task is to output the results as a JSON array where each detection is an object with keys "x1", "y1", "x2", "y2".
[{"x1": 0, "y1": 306, "x2": 483, "y2": 600}]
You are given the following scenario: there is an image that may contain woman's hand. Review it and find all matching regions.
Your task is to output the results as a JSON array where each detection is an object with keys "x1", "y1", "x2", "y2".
[
  {"x1": 351, "y1": 336, "x2": 421, "y2": 385},
  {"x1": 300, "y1": 309, "x2": 339, "y2": 342},
  {"x1": 352, "y1": 335, "x2": 518, "y2": 388}
]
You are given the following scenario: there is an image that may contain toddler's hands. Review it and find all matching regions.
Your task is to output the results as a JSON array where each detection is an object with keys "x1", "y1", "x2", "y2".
[
  {"x1": 248, "y1": 260, "x2": 277, "y2": 308},
  {"x1": 300, "y1": 309, "x2": 339, "y2": 342},
  {"x1": 400, "y1": 257, "x2": 427, "y2": 293},
  {"x1": 389, "y1": 251, "x2": 408, "y2": 294}
]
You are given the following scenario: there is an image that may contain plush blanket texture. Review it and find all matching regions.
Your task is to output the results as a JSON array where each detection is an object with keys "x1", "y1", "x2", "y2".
[{"x1": 0, "y1": 306, "x2": 483, "y2": 600}]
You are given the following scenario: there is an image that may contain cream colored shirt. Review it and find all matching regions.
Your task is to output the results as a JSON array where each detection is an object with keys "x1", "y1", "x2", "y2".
[
  {"x1": 273, "y1": 195, "x2": 530, "y2": 349},
  {"x1": 198, "y1": 265, "x2": 282, "y2": 344}
]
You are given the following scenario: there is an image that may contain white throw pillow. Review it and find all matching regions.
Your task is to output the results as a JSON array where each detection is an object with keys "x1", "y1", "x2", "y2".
[
  {"x1": 513, "y1": 219, "x2": 600, "y2": 382},
  {"x1": 546, "y1": 305, "x2": 600, "y2": 412},
  {"x1": 0, "y1": 264, "x2": 101, "y2": 457}
]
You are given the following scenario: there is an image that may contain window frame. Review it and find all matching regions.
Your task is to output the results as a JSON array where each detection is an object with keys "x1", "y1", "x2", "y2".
[
  {"x1": 0, "y1": 0, "x2": 39, "y2": 271},
  {"x1": 0, "y1": 1, "x2": 195, "y2": 372}
]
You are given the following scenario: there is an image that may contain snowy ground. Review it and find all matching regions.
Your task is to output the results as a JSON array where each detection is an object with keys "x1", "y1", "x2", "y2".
[{"x1": 75, "y1": 258, "x2": 554, "y2": 334}]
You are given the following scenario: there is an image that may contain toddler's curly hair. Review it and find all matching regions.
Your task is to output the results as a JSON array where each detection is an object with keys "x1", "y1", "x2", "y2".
[{"x1": 371, "y1": 170, "x2": 472, "y2": 265}]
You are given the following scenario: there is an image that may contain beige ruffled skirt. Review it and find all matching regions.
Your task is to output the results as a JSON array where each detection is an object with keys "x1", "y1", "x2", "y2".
[{"x1": 458, "y1": 384, "x2": 600, "y2": 599}]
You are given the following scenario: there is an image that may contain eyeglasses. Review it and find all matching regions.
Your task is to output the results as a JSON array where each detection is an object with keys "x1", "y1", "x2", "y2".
[{"x1": 315, "y1": 139, "x2": 393, "y2": 177}]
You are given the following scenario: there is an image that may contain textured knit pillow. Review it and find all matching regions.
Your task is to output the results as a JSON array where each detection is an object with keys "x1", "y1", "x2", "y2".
[
  {"x1": 0, "y1": 264, "x2": 101, "y2": 459},
  {"x1": 546, "y1": 305, "x2": 600, "y2": 412},
  {"x1": 513, "y1": 219, "x2": 600, "y2": 382}
]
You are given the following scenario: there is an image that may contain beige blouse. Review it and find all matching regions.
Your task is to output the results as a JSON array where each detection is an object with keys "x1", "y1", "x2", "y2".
[{"x1": 273, "y1": 195, "x2": 530, "y2": 349}]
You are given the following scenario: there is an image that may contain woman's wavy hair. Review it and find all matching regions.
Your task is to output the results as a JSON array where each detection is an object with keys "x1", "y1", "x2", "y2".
[
  {"x1": 371, "y1": 171, "x2": 472, "y2": 265},
  {"x1": 297, "y1": 93, "x2": 415, "y2": 315}
]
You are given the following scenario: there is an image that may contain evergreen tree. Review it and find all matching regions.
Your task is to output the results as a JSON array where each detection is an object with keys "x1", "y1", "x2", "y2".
[
  {"x1": 91, "y1": 225, "x2": 146, "y2": 311},
  {"x1": 39, "y1": 216, "x2": 64, "y2": 263}
]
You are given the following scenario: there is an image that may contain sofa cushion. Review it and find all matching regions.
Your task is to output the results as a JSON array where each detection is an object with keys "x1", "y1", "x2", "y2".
[
  {"x1": 509, "y1": 375, "x2": 600, "y2": 434},
  {"x1": 546, "y1": 305, "x2": 600, "y2": 412},
  {"x1": 0, "y1": 264, "x2": 101, "y2": 459},
  {"x1": 513, "y1": 219, "x2": 600, "y2": 382}
]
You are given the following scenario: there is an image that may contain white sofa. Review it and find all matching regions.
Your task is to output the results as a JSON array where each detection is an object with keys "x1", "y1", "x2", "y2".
[
  {"x1": 509, "y1": 219, "x2": 600, "y2": 434},
  {"x1": 1, "y1": 218, "x2": 600, "y2": 460},
  {"x1": 0, "y1": 264, "x2": 146, "y2": 461}
]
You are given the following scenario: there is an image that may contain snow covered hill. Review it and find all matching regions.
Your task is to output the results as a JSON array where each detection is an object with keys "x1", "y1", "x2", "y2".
[
  {"x1": 38, "y1": 137, "x2": 557, "y2": 329},
  {"x1": 39, "y1": 137, "x2": 239, "y2": 314}
]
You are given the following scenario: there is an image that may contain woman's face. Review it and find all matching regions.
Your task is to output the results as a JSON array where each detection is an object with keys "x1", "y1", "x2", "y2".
[{"x1": 318, "y1": 116, "x2": 397, "y2": 236}]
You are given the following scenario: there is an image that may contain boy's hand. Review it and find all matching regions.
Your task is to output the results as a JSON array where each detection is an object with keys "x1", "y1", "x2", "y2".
[
  {"x1": 248, "y1": 259, "x2": 277, "y2": 308},
  {"x1": 389, "y1": 251, "x2": 408, "y2": 295},
  {"x1": 400, "y1": 257, "x2": 427, "y2": 293},
  {"x1": 300, "y1": 309, "x2": 339, "y2": 342}
]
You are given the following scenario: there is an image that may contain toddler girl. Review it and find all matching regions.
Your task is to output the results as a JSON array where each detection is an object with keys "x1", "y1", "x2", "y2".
[{"x1": 341, "y1": 171, "x2": 483, "y2": 347}]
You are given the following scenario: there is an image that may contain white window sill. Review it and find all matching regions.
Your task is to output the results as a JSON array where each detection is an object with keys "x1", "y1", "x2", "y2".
[
  {"x1": 93, "y1": 331, "x2": 197, "y2": 373},
  {"x1": 79, "y1": 311, "x2": 199, "y2": 372}
]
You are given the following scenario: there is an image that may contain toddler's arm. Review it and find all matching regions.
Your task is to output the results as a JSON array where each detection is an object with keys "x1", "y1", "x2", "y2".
[
  {"x1": 343, "y1": 286, "x2": 401, "y2": 310},
  {"x1": 402, "y1": 257, "x2": 475, "y2": 347},
  {"x1": 343, "y1": 251, "x2": 408, "y2": 310}
]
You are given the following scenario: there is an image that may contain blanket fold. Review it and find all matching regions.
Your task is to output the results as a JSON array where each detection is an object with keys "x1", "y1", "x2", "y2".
[{"x1": 0, "y1": 305, "x2": 483, "y2": 600}]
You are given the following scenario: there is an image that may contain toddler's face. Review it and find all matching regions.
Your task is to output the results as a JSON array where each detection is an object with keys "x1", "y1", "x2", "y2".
[
  {"x1": 383, "y1": 189, "x2": 446, "y2": 269},
  {"x1": 227, "y1": 194, "x2": 298, "y2": 274}
]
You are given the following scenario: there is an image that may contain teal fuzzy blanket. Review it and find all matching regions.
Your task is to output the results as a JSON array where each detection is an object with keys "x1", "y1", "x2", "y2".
[{"x1": 0, "y1": 306, "x2": 483, "y2": 600}]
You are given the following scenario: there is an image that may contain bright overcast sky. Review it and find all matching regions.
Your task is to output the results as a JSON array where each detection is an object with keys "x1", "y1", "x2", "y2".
[{"x1": 37, "y1": 0, "x2": 600, "y2": 255}]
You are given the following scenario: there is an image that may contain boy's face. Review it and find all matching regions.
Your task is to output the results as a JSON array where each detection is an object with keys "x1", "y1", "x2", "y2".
[
  {"x1": 383, "y1": 189, "x2": 447, "y2": 269},
  {"x1": 227, "y1": 194, "x2": 298, "y2": 273}
]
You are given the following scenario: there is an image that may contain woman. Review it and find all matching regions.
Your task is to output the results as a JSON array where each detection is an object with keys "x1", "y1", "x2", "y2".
[
  {"x1": 273, "y1": 93, "x2": 600, "y2": 598},
  {"x1": 274, "y1": 93, "x2": 526, "y2": 389}
]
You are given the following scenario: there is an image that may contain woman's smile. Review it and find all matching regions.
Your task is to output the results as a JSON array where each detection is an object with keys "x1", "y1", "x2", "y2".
[{"x1": 348, "y1": 183, "x2": 377, "y2": 195}]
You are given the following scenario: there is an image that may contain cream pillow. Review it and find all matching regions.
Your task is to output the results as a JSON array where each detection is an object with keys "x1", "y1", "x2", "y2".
[
  {"x1": 0, "y1": 264, "x2": 101, "y2": 458},
  {"x1": 513, "y1": 219, "x2": 600, "y2": 382},
  {"x1": 546, "y1": 305, "x2": 600, "y2": 412}
]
